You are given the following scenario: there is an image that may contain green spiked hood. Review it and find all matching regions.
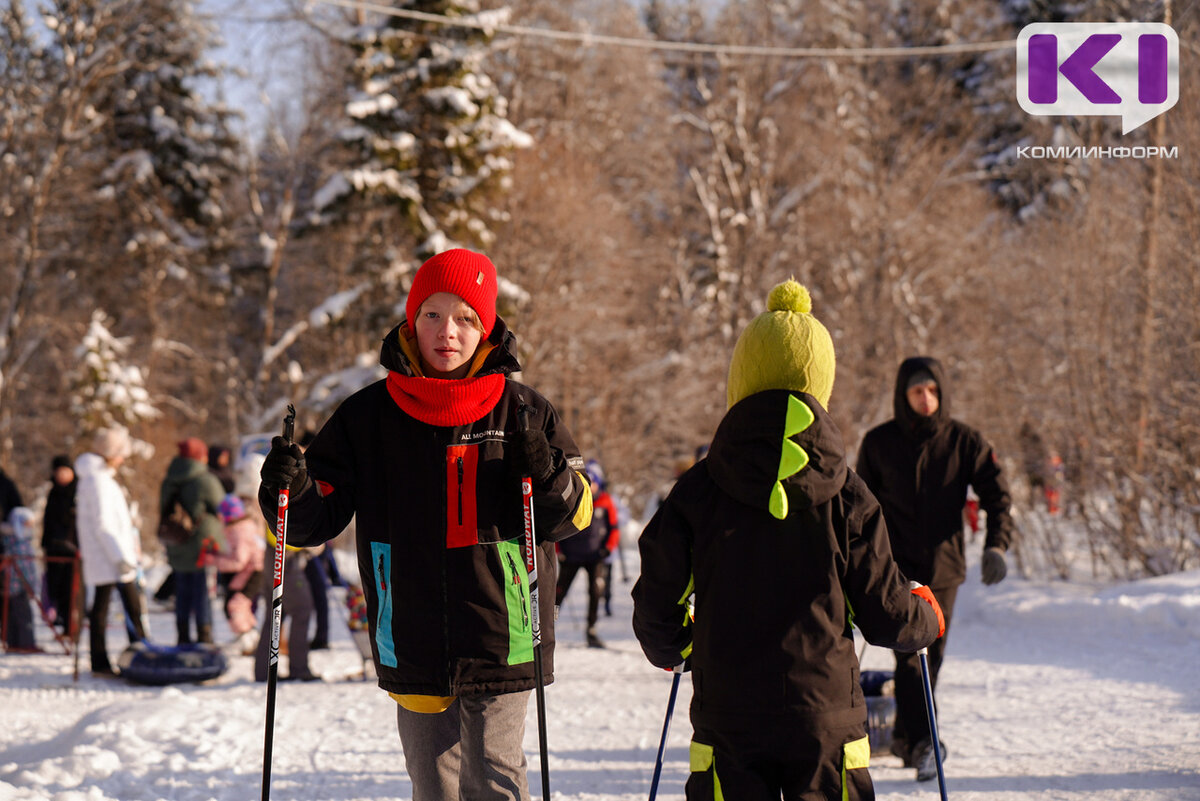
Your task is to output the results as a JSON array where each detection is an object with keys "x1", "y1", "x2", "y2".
[{"x1": 706, "y1": 390, "x2": 848, "y2": 519}]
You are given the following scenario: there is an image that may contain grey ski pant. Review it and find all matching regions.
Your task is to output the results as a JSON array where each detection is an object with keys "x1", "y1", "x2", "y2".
[{"x1": 396, "y1": 690, "x2": 532, "y2": 801}]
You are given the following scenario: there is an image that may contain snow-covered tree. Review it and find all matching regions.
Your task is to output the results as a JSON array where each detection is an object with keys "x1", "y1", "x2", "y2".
[
  {"x1": 306, "y1": 0, "x2": 532, "y2": 262},
  {"x1": 88, "y1": 0, "x2": 240, "y2": 316},
  {"x1": 70, "y1": 310, "x2": 160, "y2": 437}
]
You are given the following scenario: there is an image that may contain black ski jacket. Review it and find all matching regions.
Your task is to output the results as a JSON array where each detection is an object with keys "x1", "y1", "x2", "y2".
[
  {"x1": 260, "y1": 317, "x2": 590, "y2": 697},
  {"x1": 633, "y1": 390, "x2": 939, "y2": 737},
  {"x1": 856, "y1": 357, "x2": 1014, "y2": 588}
]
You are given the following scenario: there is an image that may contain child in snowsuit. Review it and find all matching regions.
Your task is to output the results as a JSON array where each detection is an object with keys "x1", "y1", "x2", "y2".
[
  {"x1": 633, "y1": 280, "x2": 943, "y2": 801},
  {"x1": 259, "y1": 248, "x2": 592, "y2": 801},
  {"x1": 3, "y1": 507, "x2": 41, "y2": 651},
  {"x1": 555, "y1": 458, "x2": 619, "y2": 647},
  {"x1": 212, "y1": 494, "x2": 266, "y2": 649}
]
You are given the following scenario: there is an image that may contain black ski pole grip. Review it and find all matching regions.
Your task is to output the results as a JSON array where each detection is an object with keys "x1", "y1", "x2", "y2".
[{"x1": 283, "y1": 404, "x2": 296, "y2": 445}]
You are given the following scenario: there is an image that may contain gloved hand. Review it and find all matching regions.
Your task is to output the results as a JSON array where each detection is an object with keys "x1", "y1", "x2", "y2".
[
  {"x1": 981, "y1": 546, "x2": 1008, "y2": 586},
  {"x1": 510, "y1": 429, "x2": 555, "y2": 486},
  {"x1": 260, "y1": 436, "x2": 308, "y2": 491},
  {"x1": 911, "y1": 583, "x2": 946, "y2": 638},
  {"x1": 597, "y1": 547, "x2": 611, "y2": 561},
  {"x1": 666, "y1": 656, "x2": 691, "y2": 674}
]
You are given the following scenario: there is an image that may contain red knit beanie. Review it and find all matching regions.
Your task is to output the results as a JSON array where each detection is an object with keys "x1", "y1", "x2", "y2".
[
  {"x1": 405, "y1": 249, "x2": 499, "y2": 337},
  {"x1": 178, "y1": 437, "x2": 208, "y2": 462}
]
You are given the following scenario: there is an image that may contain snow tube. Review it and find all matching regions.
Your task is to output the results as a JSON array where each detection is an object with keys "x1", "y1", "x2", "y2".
[
  {"x1": 117, "y1": 641, "x2": 229, "y2": 685},
  {"x1": 860, "y1": 670, "x2": 896, "y2": 756}
]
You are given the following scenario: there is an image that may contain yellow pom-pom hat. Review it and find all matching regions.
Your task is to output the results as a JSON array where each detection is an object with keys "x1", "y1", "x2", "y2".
[{"x1": 726, "y1": 280, "x2": 836, "y2": 410}]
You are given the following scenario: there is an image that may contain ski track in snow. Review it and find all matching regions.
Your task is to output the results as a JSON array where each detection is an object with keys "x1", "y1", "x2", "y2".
[{"x1": 1, "y1": 554, "x2": 1198, "y2": 800}]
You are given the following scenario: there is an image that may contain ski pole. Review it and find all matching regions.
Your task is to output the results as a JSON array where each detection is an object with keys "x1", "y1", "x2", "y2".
[
  {"x1": 648, "y1": 670, "x2": 682, "y2": 801},
  {"x1": 517, "y1": 403, "x2": 551, "y2": 801},
  {"x1": 918, "y1": 646, "x2": 949, "y2": 801},
  {"x1": 261, "y1": 404, "x2": 295, "y2": 801}
]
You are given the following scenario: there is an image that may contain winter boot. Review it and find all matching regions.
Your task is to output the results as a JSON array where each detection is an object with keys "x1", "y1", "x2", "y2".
[
  {"x1": 198, "y1": 624, "x2": 213, "y2": 645},
  {"x1": 913, "y1": 738, "x2": 948, "y2": 782},
  {"x1": 177, "y1": 621, "x2": 193, "y2": 646},
  {"x1": 586, "y1": 626, "x2": 604, "y2": 649}
]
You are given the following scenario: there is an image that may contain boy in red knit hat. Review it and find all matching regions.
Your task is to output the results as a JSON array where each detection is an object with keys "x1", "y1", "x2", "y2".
[{"x1": 259, "y1": 248, "x2": 593, "y2": 800}]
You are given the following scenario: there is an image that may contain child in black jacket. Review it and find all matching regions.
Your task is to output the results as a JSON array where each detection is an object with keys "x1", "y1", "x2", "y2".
[
  {"x1": 260, "y1": 249, "x2": 591, "y2": 801},
  {"x1": 633, "y1": 280, "x2": 943, "y2": 801}
]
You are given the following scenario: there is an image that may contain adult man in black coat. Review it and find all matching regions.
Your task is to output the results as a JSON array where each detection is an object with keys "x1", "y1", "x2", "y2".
[{"x1": 857, "y1": 356, "x2": 1014, "y2": 781}]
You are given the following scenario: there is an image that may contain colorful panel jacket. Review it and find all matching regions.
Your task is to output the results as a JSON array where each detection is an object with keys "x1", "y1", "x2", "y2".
[
  {"x1": 259, "y1": 317, "x2": 590, "y2": 697},
  {"x1": 633, "y1": 390, "x2": 939, "y2": 737}
]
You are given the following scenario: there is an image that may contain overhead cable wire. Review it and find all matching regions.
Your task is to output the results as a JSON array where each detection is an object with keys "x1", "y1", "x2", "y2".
[{"x1": 311, "y1": 0, "x2": 1016, "y2": 58}]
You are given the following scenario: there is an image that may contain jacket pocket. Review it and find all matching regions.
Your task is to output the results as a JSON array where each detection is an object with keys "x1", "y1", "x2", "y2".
[
  {"x1": 370, "y1": 541, "x2": 397, "y2": 668},
  {"x1": 498, "y1": 538, "x2": 533, "y2": 665},
  {"x1": 446, "y1": 445, "x2": 480, "y2": 548}
]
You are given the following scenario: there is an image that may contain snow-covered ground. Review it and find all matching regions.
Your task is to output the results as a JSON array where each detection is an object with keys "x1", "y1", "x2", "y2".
[{"x1": 2, "y1": 546, "x2": 1198, "y2": 800}]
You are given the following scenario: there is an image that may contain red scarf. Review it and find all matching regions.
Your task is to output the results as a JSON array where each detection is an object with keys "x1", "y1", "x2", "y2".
[{"x1": 387, "y1": 371, "x2": 506, "y2": 427}]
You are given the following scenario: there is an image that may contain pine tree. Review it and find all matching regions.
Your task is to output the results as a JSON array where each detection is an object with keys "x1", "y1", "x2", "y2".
[
  {"x1": 70, "y1": 310, "x2": 160, "y2": 437},
  {"x1": 307, "y1": 0, "x2": 532, "y2": 265}
]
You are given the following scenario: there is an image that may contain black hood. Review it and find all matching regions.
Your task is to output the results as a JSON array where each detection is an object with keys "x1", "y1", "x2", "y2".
[
  {"x1": 380, "y1": 315, "x2": 522, "y2": 377},
  {"x1": 893, "y1": 356, "x2": 949, "y2": 436},
  {"x1": 707, "y1": 390, "x2": 848, "y2": 515}
]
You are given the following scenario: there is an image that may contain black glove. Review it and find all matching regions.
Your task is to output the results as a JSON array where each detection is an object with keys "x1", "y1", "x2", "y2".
[
  {"x1": 981, "y1": 546, "x2": 1008, "y2": 585},
  {"x1": 260, "y1": 436, "x2": 308, "y2": 491},
  {"x1": 666, "y1": 655, "x2": 691, "y2": 674},
  {"x1": 510, "y1": 429, "x2": 555, "y2": 486}
]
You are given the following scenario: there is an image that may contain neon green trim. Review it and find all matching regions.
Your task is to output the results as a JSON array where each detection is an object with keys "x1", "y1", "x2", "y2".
[
  {"x1": 677, "y1": 575, "x2": 695, "y2": 606},
  {"x1": 680, "y1": 642, "x2": 692, "y2": 660},
  {"x1": 498, "y1": 538, "x2": 533, "y2": 665},
  {"x1": 785, "y1": 392, "x2": 816, "y2": 435},
  {"x1": 841, "y1": 735, "x2": 871, "y2": 800},
  {"x1": 769, "y1": 482, "x2": 788, "y2": 520},
  {"x1": 689, "y1": 741, "x2": 713, "y2": 772},
  {"x1": 769, "y1": 395, "x2": 816, "y2": 520},
  {"x1": 778, "y1": 438, "x2": 809, "y2": 479},
  {"x1": 689, "y1": 741, "x2": 724, "y2": 800},
  {"x1": 844, "y1": 736, "x2": 870, "y2": 769}
]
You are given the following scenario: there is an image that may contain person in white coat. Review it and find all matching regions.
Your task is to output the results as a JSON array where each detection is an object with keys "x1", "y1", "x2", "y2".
[{"x1": 75, "y1": 426, "x2": 146, "y2": 677}]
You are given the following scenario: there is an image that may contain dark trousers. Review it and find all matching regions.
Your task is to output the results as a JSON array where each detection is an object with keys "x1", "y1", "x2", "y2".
[
  {"x1": 686, "y1": 724, "x2": 874, "y2": 801},
  {"x1": 305, "y1": 555, "x2": 331, "y2": 645},
  {"x1": 4, "y1": 590, "x2": 36, "y2": 649},
  {"x1": 44, "y1": 556, "x2": 77, "y2": 629},
  {"x1": 892, "y1": 583, "x2": 957, "y2": 751},
  {"x1": 174, "y1": 571, "x2": 213, "y2": 644},
  {"x1": 555, "y1": 560, "x2": 608, "y2": 628},
  {"x1": 254, "y1": 552, "x2": 315, "y2": 681},
  {"x1": 89, "y1": 581, "x2": 146, "y2": 673}
]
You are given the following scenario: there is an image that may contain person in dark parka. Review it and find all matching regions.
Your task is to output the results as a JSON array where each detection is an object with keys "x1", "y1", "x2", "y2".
[
  {"x1": 856, "y1": 355, "x2": 1014, "y2": 780},
  {"x1": 41, "y1": 455, "x2": 79, "y2": 632},
  {"x1": 633, "y1": 281, "x2": 943, "y2": 801},
  {"x1": 160, "y1": 438, "x2": 227, "y2": 645}
]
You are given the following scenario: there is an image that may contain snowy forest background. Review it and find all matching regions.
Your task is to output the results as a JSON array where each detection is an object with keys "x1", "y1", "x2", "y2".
[{"x1": 1, "y1": 0, "x2": 1197, "y2": 582}]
